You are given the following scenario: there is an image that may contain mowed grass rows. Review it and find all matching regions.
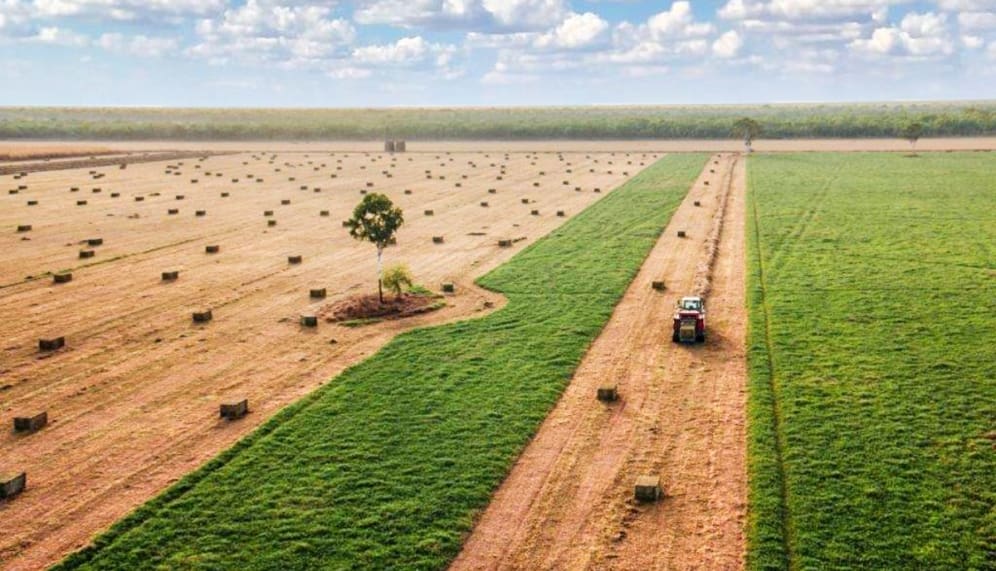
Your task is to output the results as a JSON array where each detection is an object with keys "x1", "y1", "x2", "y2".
[
  {"x1": 745, "y1": 153, "x2": 995, "y2": 570},
  {"x1": 55, "y1": 154, "x2": 708, "y2": 570}
]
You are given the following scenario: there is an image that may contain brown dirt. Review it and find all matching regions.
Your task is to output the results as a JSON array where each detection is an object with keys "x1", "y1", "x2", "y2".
[
  {"x1": 323, "y1": 292, "x2": 443, "y2": 322},
  {"x1": 0, "y1": 151, "x2": 235, "y2": 176},
  {"x1": 450, "y1": 153, "x2": 749, "y2": 571},
  {"x1": 0, "y1": 148, "x2": 655, "y2": 570},
  {"x1": 0, "y1": 145, "x2": 114, "y2": 162}
]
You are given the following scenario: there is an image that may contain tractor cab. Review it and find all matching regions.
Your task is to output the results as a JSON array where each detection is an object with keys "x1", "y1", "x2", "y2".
[{"x1": 673, "y1": 296, "x2": 706, "y2": 343}]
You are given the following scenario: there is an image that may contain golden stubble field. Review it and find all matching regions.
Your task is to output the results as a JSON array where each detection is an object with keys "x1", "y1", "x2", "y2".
[{"x1": 0, "y1": 147, "x2": 654, "y2": 569}]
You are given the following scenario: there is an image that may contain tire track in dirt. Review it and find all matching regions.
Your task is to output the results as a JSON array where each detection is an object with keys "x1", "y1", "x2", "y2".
[{"x1": 450, "y1": 153, "x2": 748, "y2": 571}]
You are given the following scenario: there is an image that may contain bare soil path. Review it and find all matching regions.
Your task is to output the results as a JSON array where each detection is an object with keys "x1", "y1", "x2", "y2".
[
  {"x1": 450, "y1": 153, "x2": 748, "y2": 571},
  {"x1": 0, "y1": 149, "x2": 654, "y2": 570}
]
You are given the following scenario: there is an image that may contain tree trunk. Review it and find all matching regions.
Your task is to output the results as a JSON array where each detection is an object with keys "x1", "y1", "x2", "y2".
[{"x1": 377, "y1": 247, "x2": 384, "y2": 304}]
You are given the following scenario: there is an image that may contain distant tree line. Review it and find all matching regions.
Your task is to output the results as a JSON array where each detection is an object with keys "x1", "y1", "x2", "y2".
[{"x1": 0, "y1": 103, "x2": 993, "y2": 141}]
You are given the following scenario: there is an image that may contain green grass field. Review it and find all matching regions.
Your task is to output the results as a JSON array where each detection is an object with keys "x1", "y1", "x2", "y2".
[
  {"x1": 2, "y1": 102, "x2": 994, "y2": 140},
  {"x1": 55, "y1": 154, "x2": 707, "y2": 570},
  {"x1": 745, "y1": 153, "x2": 995, "y2": 570}
]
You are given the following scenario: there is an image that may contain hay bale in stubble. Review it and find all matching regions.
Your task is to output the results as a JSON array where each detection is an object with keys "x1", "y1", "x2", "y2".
[
  {"x1": 498, "y1": 239, "x2": 512, "y2": 248},
  {"x1": 432, "y1": 236, "x2": 445, "y2": 244},
  {"x1": 176, "y1": 195, "x2": 185, "y2": 200},
  {"x1": 195, "y1": 210, "x2": 206, "y2": 217},
  {"x1": 0, "y1": 472, "x2": 26, "y2": 500},
  {"x1": 288, "y1": 255, "x2": 302, "y2": 264},
  {"x1": 268, "y1": 220, "x2": 277, "y2": 227},
  {"x1": 221, "y1": 192, "x2": 229, "y2": 197},
  {"x1": 219, "y1": 399, "x2": 248, "y2": 420},
  {"x1": 404, "y1": 189, "x2": 412, "y2": 195},
  {"x1": 342, "y1": 220, "x2": 351, "y2": 227},
  {"x1": 394, "y1": 140, "x2": 406, "y2": 152},
  {"x1": 13, "y1": 412, "x2": 47, "y2": 433},
  {"x1": 300, "y1": 315, "x2": 318, "y2": 327},
  {"x1": 694, "y1": 201, "x2": 701, "y2": 207},
  {"x1": 39, "y1": 337, "x2": 65, "y2": 351},
  {"x1": 384, "y1": 140, "x2": 396, "y2": 153},
  {"x1": 53, "y1": 273, "x2": 72, "y2": 284},
  {"x1": 652, "y1": 280, "x2": 666, "y2": 291},
  {"x1": 424, "y1": 209, "x2": 434, "y2": 216},
  {"x1": 594, "y1": 188, "x2": 601, "y2": 193},
  {"x1": 77, "y1": 200, "x2": 87, "y2": 206},
  {"x1": 677, "y1": 231, "x2": 686, "y2": 238},
  {"x1": 168, "y1": 208, "x2": 179, "y2": 215},
  {"x1": 193, "y1": 310, "x2": 213, "y2": 323},
  {"x1": 281, "y1": 199, "x2": 291, "y2": 205},
  {"x1": 205, "y1": 245, "x2": 220, "y2": 254},
  {"x1": 16, "y1": 225, "x2": 31, "y2": 233},
  {"x1": 597, "y1": 385, "x2": 618, "y2": 402},
  {"x1": 531, "y1": 210, "x2": 539, "y2": 216},
  {"x1": 635, "y1": 475, "x2": 662, "y2": 502},
  {"x1": 320, "y1": 210, "x2": 330, "y2": 217},
  {"x1": 79, "y1": 250, "x2": 95, "y2": 259},
  {"x1": 27, "y1": 200, "x2": 38, "y2": 206},
  {"x1": 521, "y1": 198, "x2": 529, "y2": 204},
  {"x1": 557, "y1": 210, "x2": 565, "y2": 217},
  {"x1": 87, "y1": 238, "x2": 103, "y2": 247},
  {"x1": 309, "y1": 288, "x2": 327, "y2": 299},
  {"x1": 111, "y1": 192, "x2": 120, "y2": 198},
  {"x1": 480, "y1": 201, "x2": 489, "y2": 207},
  {"x1": 7, "y1": 190, "x2": 18, "y2": 195},
  {"x1": 162, "y1": 271, "x2": 179, "y2": 281},
  {"x1": 135, "y1": 196, "x2": 145, "y2": 202},
  {"x1": 441, "y1": 283, "x2": 455, "y2": 293}
]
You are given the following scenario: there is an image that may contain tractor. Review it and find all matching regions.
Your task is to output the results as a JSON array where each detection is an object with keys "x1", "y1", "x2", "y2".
[{"x1": 672, "y1": 296, "x2": 706, "y2": 343}]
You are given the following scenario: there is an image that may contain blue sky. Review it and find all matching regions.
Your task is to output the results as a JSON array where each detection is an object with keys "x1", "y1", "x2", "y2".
[{"x1": 1, "y1": 0, "x2": 994, "y2": 106}]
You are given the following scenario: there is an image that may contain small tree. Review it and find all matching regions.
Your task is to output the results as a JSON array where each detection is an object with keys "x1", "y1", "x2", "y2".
[
  {"x1": 382, "y1": 263, "x2": 414, "y2": 299},
  {"x1": 901, "y1": 121, "x2": 924, "y2": 153},
  {"x1": 346, "y1": 193, "x2": 404, "y2": 303},
  {"x1": 732, "y1": 117, "x2": 762, "y2": 153}
]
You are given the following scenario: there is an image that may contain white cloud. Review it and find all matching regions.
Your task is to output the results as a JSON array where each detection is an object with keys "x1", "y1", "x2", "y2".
[
  {"x1": 719, "y1": 0, "x2": 908, "y2": 21},
  {"x1": 31, "y1": 0, "x2": 225, "y2": 21},
  {"x1": 98, "y1": 32, "x2": 178, "y2": 57},
  {"x1": 190, "y1": 0, "x2": 355, "y2": 65},
  {"x1": 646, "y1": 1, "x2": 715, "y2": 38},
  {"x1": 957, "y1": 11, "x2": 996, "y2": 30},
  {"x1": 533, "y1": 12, "x2": 609, "y2": 49},
  {"x1": 713, "y1": 29, "x2": 743, "y2": 57},
  {"x1": 354, "y1": 0, "x2": 568, "y2": 32},
  {"x1": 31, "y1": 25, "x2": 87, "y2": 45},
  {"x1": 850, "y1": 11, "x2": 954, "y2": 57},
  {"x1": 935, "y1": 0, "x2": 996, "y2": 10}
]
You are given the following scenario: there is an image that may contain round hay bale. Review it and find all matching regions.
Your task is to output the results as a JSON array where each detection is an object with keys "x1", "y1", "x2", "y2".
[
  {"x1": 288, "y1": 255, "x2": 303, "y2": 264},
  {"x1": 205, "y1": 245, "x2": 220, "y2": 254},
  {"x1": 53, "y1": 273, "x2": 72, "y2": 284}
]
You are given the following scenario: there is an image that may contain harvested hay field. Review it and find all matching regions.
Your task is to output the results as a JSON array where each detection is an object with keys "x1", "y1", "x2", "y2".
[{"x1": 0, "y1": 147, "x2": 651, "y2": 569}]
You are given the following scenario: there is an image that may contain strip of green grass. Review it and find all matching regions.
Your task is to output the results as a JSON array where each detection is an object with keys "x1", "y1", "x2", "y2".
[
  {"x1": 746, "y1": 152, "x2": 995, "y2": 570},
  {"x1": 55, "y1": 154, "x2": 708, "y2": 570}
]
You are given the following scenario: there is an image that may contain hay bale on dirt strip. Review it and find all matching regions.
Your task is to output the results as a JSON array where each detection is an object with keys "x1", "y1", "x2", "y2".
[
  {"x1": 531, "y1": 210, "x2": 540, "y2": 216},
  {"x1": 87, "y1": 238, "x2": 103, "y2": 246},
  {"x1": 162, "y1": 271, "x2": 179, "y2": 281},
  {"x1": 433, "y1": 236, "x2": 445, "y2": 244},
  {"x1": 288, "y1": 255, "x2": 303, "y2": 264},
  {"x1": 677, "y1": 231, "x2": 686, "y2": 238},
  {"x1": 342, "y1": 220, "x2": 351, "y2": 227},
  {"x1": 652, "y1": 281, "x2": 666, "y2": 291},
  {"x1": 424, "y1": 209, "x2": 434, "y2": 216},
  {"x1": 281, "y1": 199, "x2": 291, "y2": 205},
  {"x1": 176, "y1": 195, "x2": 185, "y2": 200},
  {"x1": 694, "y1": 201, "x2": 701, "y2": 207},
  {"x1": 480, "y1": 201, "x2": 489, "y2": 207},
  {"x1": 16, "y1": 225, "x2": 31, "y2": 233},
  {"x1": 205, "y1": 245, "x2": 220, "y2": 254},
  {"x1": 384, "y1": 140, "x2": 396, "y2": 153},
  {"x1": 79, "y1": 250, "x2": 95, "y2": 259},
  {"x1": 488, "y1": 188, "x2": 497, "y2": 194},
  {"x1": 134, "y1": 196, "x2": 144, "y2": 202},
  {"x1": 196, "y1": 210, "x2": 206, "y2": 217},
  {"x1": 27, "y1": 200, "x2": 38, "y2": 206},
  {"x1": 268, "y1": 220, "x2": 277, "y2": 227},
  {"x1": 38, "y1": 337, "x2": 65, "y2": 351},
  {"x1": 597, "y1": 385, "x2": 618, "y2": 402},
  {"x1": 168, "y1": 209, "x2": 179, "y2": 215},
  {"x1": 53, "y1": 273, "x2": 72, "y2": 284},
  {"x1": 13, "y1": 412, "x2": 47, "y2": 433},
  {"x1": 395, "y1": 140, "x2": 406, "y2": 152},
  {"x1": 441, "y1": 283, "x2": 455, "y2": 293},
  {"x1": 557, "y1": 211, "x2": 565, "y2": 217},
  {"x1": 635, "y1": 475, "x2": 662, "y2": 502},
  {"x1": 221, "y1": 192, "x2": 230, "y2": 198},
  {"x1": 704, "y1": 181, "x2": 710, "y2": 186},
  {"x1": 110, "y1": 193, "x2": 120, "y2": 198},
  {"x1": 320, "y1": 210, "x2": 330, "y2": 217},
  {"x1": 521, "y1": 198, "x2": 530, "y2": 204},
  {"x1": 77, "y1": 200, "x2": 87, "y2": 206},
  {"x1": 300, "y1": 315, "x2": 318, "y2": 327},
  {"x1": 498, "y1": 239, "x2": 512, "y2": 248},
  {"x1": 220, "y1": 399, "x2": 249, "y2": 420},
  {"x1": 0, "y1": 473, "x2": 26, "y2": 500},
  {"x1": 192, "y1": 310, "x2": 213, "y2": 323},
  {"x1": 310, "y1": 288, "x2": 327, "y2": 299}
]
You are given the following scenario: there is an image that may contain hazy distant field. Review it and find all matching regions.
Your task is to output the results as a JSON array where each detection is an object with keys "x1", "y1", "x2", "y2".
[{"x1": 1, "y1": 102, "x2": 994, "y2": 141}]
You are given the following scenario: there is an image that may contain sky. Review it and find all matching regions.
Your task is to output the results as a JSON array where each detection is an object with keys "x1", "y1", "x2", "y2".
[{"x1": 0, "y1": 0, "x2": 994, "y2": 107}]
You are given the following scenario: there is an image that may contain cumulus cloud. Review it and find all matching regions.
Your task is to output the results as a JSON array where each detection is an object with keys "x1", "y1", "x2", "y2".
[
  {"x1": 32, "y1": 0, "x2": 225, "y2": 21},
  {"x1": 533, "y1": 12, "x2": 609, "y2": 49},
  {"x1": 189, "y1": 0, "x2": 355, "y2": 65},
  {"x1": 713, "y1": 30, "x2": 743, "y2": 57},
  {"x1": 718, "y1": 0, "x2": 905, "y2": 21},
  {"x1": 354, "y1": 0, "x2": 569, "y2": 32},
  {"x1": 98, "y1": 32, "x2": 178, "y2": 56},
  {"x1": 850, "y1": 11, "x2": 954, "y2": 57}
]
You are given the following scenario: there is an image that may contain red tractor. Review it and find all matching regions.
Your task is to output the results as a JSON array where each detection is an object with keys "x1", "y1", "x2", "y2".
[{"x1": 672, "y1": 296, "x2": 706, "y2": 343}]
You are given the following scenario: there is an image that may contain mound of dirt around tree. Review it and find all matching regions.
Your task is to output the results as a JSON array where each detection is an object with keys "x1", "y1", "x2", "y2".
[{"x1": 323, "y1": 292, "x2": 444, "y2": 323}]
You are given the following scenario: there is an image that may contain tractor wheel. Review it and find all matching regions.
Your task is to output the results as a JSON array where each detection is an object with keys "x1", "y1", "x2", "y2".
[
  {"x1": 696, "y1": 332, "x2": 706, "y2": 343},
  {"x1": 672, "y1": 331, "x2": 680, "y2": 343}
]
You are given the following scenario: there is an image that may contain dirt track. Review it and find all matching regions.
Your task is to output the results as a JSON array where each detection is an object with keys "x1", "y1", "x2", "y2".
[
  {"x1": 0, "y1": 149, "x2": 651, "y2": 570},
  {"x1": 450, "y1": 154, "x2": 748, "y2": 570}
]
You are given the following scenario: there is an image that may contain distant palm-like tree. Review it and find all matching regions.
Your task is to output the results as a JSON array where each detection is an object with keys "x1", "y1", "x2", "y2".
[
  {"x1": 901, "y1": 121, "x2": 924, "y2": 153},
  {"x1": 732, "y1": 117, "x2": 762, "y2": 153}
]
